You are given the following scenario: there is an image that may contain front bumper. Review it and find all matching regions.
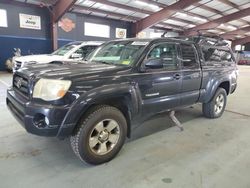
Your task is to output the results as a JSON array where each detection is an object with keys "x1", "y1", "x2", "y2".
[{"x1": 6, "y1": 88, "x2": 72, "y2": 137}]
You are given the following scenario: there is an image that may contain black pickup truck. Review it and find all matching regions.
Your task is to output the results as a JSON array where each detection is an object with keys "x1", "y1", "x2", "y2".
[{"x1": 7, "y1": 36, "x2": 238, "y2": 164}]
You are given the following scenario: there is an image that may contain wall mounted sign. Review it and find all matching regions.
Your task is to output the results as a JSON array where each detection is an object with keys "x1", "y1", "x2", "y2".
[
  {"x1": 19, "y1": 13, "x2": 41, "y2": 30},
  {"x1": 84, "y1": 22, "x2": 110, "y2": 38},
  {"x1": 137, "y1": 31, "x2": 146, "y2": 38},
  {"x1": 58, "y1": 18, "x2": 75, "y2": 32},
  {"x1": 116, "y1": 28, "x2": 127, "y2": 39}
]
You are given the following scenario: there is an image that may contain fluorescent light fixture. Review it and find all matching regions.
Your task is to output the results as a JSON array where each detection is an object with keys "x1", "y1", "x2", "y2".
[
  {"x1": 187, "y1": 24, "x2": 195, "y2": 28},
  {"x1": 220, "y1": 24, "x2": 237, "y2": 30},
  {"x1": 77, "y1": 0, "x2": 84, "y2": 4},
  {"x1": 134, "y1": 0, "x2": 159, "y2": 9},
  {"x1": 78, "y1": 0, "x2": 93, "y2": 5},
  {"x1": 208, "y1": 29, "x2": 217, "y2": 33},
  {"x1": 227, "y1": 25, "x2": 237, "y2": 30},
  {"x1": 193, "y1": 16, "x2": 207, "y2": 22},
  {"x1": 175, "y1": 12, "x2": 188, "y2": 17}
]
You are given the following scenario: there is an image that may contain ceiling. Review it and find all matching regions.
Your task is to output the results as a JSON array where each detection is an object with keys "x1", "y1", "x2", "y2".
[{"x1": 10, "y1": 0, "x2": 250, "y2": 40}]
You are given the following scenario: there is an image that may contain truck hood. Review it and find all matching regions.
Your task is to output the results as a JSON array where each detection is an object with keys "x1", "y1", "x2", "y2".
[
  {"x1": 18, "y1": 61, "x2": 131, "y2": 81},
  {"x1": 15, "y1": 54, "x2": 64, "y2": 64}
]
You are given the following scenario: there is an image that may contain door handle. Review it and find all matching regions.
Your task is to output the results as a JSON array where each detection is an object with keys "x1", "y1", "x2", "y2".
[{"x1": 173, "y1": 73, "x2": 181, "y2": 80}]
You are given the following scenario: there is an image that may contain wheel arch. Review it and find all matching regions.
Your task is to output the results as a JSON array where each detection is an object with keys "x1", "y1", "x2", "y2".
[
  {"x1": 57, "y1": 84, "x2": 139, "y2": 138},
  {"x1": 202, "y1": 78, "x2": 231, "y2": 103},
  {"x1": 218, "y1": 81, "x2": 230, "y2": 95}
]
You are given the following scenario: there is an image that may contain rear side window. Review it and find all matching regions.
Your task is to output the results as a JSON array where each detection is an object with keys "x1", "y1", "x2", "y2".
[
  {"x1": 179, "y1": 43, "x2": 199, "y2": 69},
  {"x1": 202, "y1": 47, "x2": 234, "y2": 64}
]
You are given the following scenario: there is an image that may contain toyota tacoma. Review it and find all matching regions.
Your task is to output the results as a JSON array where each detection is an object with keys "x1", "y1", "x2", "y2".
[{"x1": 7, "y1": 35, "x2": 238, "y2": 164}]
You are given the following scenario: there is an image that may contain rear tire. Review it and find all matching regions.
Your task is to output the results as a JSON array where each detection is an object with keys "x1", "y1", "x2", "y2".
[
  {"x1": 70, "y1": 105, "x2": 127, "y2": 165},
  {"x1": 202, "y1": 88, "x2": 227, "y2": 118}
]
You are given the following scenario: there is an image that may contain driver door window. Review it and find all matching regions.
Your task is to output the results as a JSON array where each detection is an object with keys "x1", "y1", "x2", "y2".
[{"x1": 146, "y1": 43, "x2": 178, "y2": 70}]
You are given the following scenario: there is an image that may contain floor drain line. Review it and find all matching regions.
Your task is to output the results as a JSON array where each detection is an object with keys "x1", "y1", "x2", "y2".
[{"x1": 225, "y1": 110, "x2": 250, "y2": 117}]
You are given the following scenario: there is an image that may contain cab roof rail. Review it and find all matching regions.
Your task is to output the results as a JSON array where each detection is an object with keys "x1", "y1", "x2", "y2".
[{"x1": 160, "y1": 29, "x2": 229, "y2": 47}]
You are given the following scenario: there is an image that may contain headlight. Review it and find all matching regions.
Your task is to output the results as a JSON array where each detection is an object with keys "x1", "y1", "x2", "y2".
[{"x1": 33, "y1": 79, "x2": 71, "y2": 101}]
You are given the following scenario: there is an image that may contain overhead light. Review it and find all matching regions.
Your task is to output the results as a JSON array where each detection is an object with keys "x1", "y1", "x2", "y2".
[
  {"x1": 77, "y1": 0, "x2": 84, "y2": 4},
  {"x1": 175, "y1": 12, "x2": 188, "y2": 17},
  {"x1": 208, "y1": 29, "x2": 217, "y2": 33},
  {"x1": 227, "y1": 25, "x2": 237, "y2": 30},
  {"x1": 187, "y1": 24, "x2": 195, "y2": 28},
  {"x1": 78, "y1": 0, "x2": 92, "y2": 5},
  {"x1": 220, "y1": 24, "x2": 237, "y2": 30},
  {"x1": 163, "y1": 19, "x2": 174, "y2": 23},
  {"x1": 134, "y1": 0, "x2": 159, "y2": 9},
  {"x1": 193, "y1": 16, "x2": 207, "y2": 22}
]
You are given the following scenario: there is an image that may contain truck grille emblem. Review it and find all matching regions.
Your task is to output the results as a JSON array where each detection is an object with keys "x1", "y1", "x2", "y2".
[{"x1": 16, "y1": 78, "x2": 23, "y2": 88}]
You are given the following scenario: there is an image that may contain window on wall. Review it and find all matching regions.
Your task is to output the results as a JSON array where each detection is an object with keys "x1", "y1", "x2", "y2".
[
  {"x1": 0, "y1": 9, "x2": 8, "y2": 27},
  {"x1": 84, "y1": 22, "x2": 110, "y2": 38}
]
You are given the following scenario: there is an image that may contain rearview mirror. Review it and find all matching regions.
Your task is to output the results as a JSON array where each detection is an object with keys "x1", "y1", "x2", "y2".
[{"x1": 145, "y1": 59, "x2": 163, "y2": 69}]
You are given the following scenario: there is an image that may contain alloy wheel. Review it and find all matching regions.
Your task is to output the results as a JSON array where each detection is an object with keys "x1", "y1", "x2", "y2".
[
  {"x1": 214, "y1": 94, "x2": 225, "y2": 115},
  {"x1": 88, "y1": 119, "x2": 120, "y2": 155}
]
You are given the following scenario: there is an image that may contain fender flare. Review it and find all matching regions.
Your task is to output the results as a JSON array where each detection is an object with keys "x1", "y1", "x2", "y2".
[
  {"x1": 57, "y1": 83, "x2": 139, "y2": 138},
  {"x1": 202, "y1": 76, "x2": 231, "y2": 103}
]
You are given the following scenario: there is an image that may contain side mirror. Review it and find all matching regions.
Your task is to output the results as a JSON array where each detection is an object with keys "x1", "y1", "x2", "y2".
[
  {"x1": 221, "y1": 53, "x2": 232, "y2": 61},
  {"x1": 145, "y1": 58, "x2": 163, "y2": 69},
  {"x1": 71, "y1": 53, "x2": 82, "y2": 59}
]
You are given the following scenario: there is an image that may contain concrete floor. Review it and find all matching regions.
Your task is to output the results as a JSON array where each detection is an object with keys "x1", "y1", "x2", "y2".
[{"x1": 0, "y1": 66, "x2": 250, "y2": 188}]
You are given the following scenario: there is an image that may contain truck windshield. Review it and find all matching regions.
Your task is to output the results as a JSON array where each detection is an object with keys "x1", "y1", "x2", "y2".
[{"x1": 88, "y1": 41, "x2": 147, "y2": 66}]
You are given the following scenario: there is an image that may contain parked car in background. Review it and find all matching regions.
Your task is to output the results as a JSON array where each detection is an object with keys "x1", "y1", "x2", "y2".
[
  {"x1": 5, "y1": 48, "x2": 21, "y2": 72},
  {"x1": 13, "y1": 41, "x2": 103, "y2": 72},
  {"x1": 237, "y1": 51, "x2": 250, "y2": 65}
]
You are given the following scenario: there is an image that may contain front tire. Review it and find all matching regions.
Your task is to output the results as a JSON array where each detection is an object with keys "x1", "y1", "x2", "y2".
[
  {"x1": 202, "y1": 88, "x2": 227, "y2": 118},
  {"x1": 70, "y1": 105, "x2": 127, "y2": 165}
]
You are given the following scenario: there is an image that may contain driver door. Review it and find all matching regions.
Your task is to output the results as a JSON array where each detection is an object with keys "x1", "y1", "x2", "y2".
[{"x1": 138, "y1": 42, "x2": 182, "y2": 116}]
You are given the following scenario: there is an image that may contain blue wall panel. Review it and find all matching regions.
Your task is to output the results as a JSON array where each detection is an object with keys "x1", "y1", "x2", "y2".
[
  {"x1": 0, "y1": 35, "x2": 51, "y2": 70},
  {"x1": 0, "y1": 2, "x2": 133, "y2": 71}
]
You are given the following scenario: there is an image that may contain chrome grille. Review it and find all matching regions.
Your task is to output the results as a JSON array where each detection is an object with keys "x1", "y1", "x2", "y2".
[{"x1": 13, "y1": 74, "x2": 29, "y2": 97}]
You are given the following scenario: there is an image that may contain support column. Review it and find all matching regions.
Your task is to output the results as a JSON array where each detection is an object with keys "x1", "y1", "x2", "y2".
[{"x1": 50, "y1": 14, "x2": 58, "y2": 51}]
